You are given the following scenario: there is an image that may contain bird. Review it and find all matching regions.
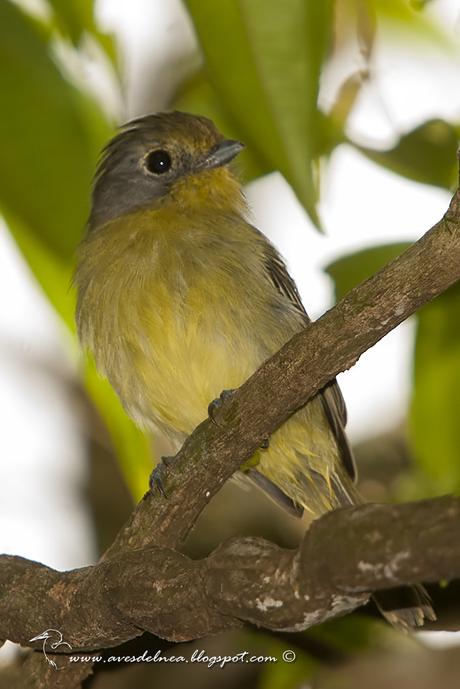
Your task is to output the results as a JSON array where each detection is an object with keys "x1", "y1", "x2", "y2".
[{"x1": 75, "y1": 110, "x2": 435, "y2": 630}]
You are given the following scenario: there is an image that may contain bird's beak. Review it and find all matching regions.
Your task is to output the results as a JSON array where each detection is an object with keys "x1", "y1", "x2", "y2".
[
  {"x1": 29, "y1": 633, "x2": 48, "y2": 642},
  {"x1": 201, "y1": 139, "x2": 245, "y2": 170}
]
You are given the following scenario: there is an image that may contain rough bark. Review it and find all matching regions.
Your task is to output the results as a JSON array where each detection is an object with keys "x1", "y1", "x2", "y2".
[{"x1": 2, "y1": 498, "x2": 459, "y2": 653}]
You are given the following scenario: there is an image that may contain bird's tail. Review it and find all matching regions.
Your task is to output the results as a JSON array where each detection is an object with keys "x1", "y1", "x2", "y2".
[
  {"x1": 372, "y1": 583, "x2": 436, "y2": 631},
  {"x1": 247, "y1": 464, "x2": 436, "y2": 631},
  {"x1": 330, "y1": 471, "x2": 436, "y2": 631}
]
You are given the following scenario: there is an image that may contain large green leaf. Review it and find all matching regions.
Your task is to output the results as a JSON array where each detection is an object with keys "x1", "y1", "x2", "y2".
[
  {"x1": 0, "y1": 0, "x2": 111, "y2": 258},
  {"x1": 46, "y1": 0, "x2": 94, "y2": 44},
  {"x1": 371, "y1": 0, "x2": 449, "y2": 44},
  {"x1": 356, "y1": 120, "x2": 459, "y2": 190},
  {"x1": 172, "y1": 72, "x2": 270, "y2": 182},
  {"x1": 4, "y1": 212, "x2": 153, "y2": 499},
  {"x1": 84, "y1": 360, "x2": 153, "y2": 500},
  {"x1": 410, "y1": 281, "x2": 460, "y2": 494},
  {"x1": 327, "y1": 243, "x2": 460, "y2": 496},
  {"x1": 45, "y1": 0, "x2": 117, "y2": 63},
  {"x1": 307, "y1": 615, "x2": 390, "y2": 653},
  {"x1": 184, "y1": 0, "x2": 334, "y2": 225},
  {"x1": 173, "y1": 71, "x2": 341, "y2": 181},
  {"x1": 325, "y1": 242, "x2": 411, "y2": 302},
  {"x1": 338, "y1": 0, "x2": 449, "y2": 48},
  {"x1": 3, "y1": 210, "x2": 76, "y2": 326},
  {"x1": 0, "y1": 1, "x2": 152, "y2": 499}
]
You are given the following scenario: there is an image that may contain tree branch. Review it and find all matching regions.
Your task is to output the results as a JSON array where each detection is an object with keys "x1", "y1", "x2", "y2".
[{"x1": 1, "y1": 497, "x2": 457, "y2": 652}]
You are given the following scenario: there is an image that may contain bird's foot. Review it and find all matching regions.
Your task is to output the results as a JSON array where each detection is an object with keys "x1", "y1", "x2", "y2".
[
  {"x1": 239, "y1": 453, "x2": 261, "y2": 472},
  {"x1": 208, "y1": 388, "x2": 235, "y2": 427},
  {"x1": 149, "y1": 455, "x2": 176, "y2": 497},
  {"x1": 260, "y1": 436, "x2": 270, "y2": 450}
]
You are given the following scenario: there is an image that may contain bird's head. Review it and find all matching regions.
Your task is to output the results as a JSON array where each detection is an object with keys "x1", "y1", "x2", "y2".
[
  {"x1": 89, "y1": 111, "x2": 246, "y2": 229},
  {"x1": 29, "y1": 628, "x2": 60, "y2": 643}
]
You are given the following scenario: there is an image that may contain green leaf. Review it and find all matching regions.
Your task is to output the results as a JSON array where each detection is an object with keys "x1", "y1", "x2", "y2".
[
  {"x1": 46, "y1": 0, "x2": 94, "y2": 44},
  {"x1": 4, "y1": 212, "x2": 153, "y2": 500},
  {"x1": 259, "y1": 653, "x2": 316, "y2": 689},
  {"x1": 84, "y1": 359, "x2": 153, "y2": 500},
  {"x1": 306, "y1": 615, "x2": 390, "y2": 653},
  {"x1": 184, "y1": 0, "x2": 334, "y2": 226},
  {"x1": 325, "y1": 243, "x2": 411, "y2": 302},
  {"x1": 44, "y1": 0, "x2": 117, "y2": 63},
  {"x1": 0, "y1": 0, "x2": 112, "y2": 259},
  {"x1": 410, "y1": 0, "x2": 436, "y2": 7},
  {"x1": 410, "y1": 280, "x2": 460, "y2": 494},
  {"x1": 172, "y1": 72, "x2": 270, "y2": 182},
  {"x1": 328, "y1": 72, "x2": 370, "y2": 132},
  {"x1": 0, "y1": 2, "x2": 151, "y2": 498},
  {"x1": 367, "y1": 0, "x2": 450, "y2": 45},
  {"x1": 3, "y1": 210, "x2": 76, "y2": 326},
  {"x1": 356, "y1": 120, "x2": 459, "y2": 190},
  {"x1": 244, "y1": 633, "x2": 316, "y2": 689}
]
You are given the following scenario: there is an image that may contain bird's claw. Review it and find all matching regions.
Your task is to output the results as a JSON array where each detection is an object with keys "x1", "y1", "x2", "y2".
[
  {"x1": 149, "y1": 455, "x2": 176, "y2": 497},
  {"x1": 260, "y1": 436, "x2": 270, "y2": 450},
  {"x1": 208, "y1": 388, "x2": 235, "y2": 427}
]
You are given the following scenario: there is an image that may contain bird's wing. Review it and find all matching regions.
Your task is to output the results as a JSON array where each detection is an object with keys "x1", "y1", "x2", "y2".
[
  {"x1": 263, "y1": 244, "x2": 357, "y2": 482},
  {"x1": 319, "y1": 381, "x2": 356, "y2": 481},
  {"x1": 264, "y1": 249, "x2": 307, "y2": 316}
]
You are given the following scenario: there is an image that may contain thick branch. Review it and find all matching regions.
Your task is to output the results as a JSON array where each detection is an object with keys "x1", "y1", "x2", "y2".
[
  {"x1": 1, "y1": 497, "x2": 458, "y2": 651},
  {"x1": 105, "y1": 187, "x2": 460, "y2": 556}
]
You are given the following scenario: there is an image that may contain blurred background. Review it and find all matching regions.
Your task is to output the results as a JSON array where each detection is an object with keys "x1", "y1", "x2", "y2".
[{"x1": 1, "y1": 0, "x2": 460, "y2": 687}]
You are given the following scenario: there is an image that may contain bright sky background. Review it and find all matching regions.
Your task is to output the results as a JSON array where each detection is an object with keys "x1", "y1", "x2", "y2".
[{"x1": 0, "y1": 3, "x2": 459, "y2": 654}]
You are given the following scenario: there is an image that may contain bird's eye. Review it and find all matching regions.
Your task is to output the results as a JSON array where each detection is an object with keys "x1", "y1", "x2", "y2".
[{"x1": 145, "y1": 149, "x2": 172, "y2": 175}]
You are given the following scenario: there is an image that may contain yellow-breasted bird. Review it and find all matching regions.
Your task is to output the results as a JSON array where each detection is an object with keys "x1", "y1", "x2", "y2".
[{"x1": 75, "y1": 111, "x2": 434, "y2": 629}]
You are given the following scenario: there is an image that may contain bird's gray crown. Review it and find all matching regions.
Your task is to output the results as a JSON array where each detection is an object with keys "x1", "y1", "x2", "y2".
[{"x1": 89, "y1": 111, "x2": 227, "y2": 230}]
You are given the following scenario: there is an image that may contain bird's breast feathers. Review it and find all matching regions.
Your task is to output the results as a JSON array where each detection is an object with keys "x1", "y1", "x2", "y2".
[{"x1": 76, "y1": 209, "x2": 302, "y2": 439}]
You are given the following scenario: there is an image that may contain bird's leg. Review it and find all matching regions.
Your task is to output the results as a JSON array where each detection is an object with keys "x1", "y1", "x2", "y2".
[
  {"x1": 208, "y1": 388, "x2": 236, "y2": 427},
  {"x1": 149, "y1": 455, "x2": 176, "y2": 497},
  {"x1": 260, "y1": 437, "x2": 270, "y2": 450}
]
